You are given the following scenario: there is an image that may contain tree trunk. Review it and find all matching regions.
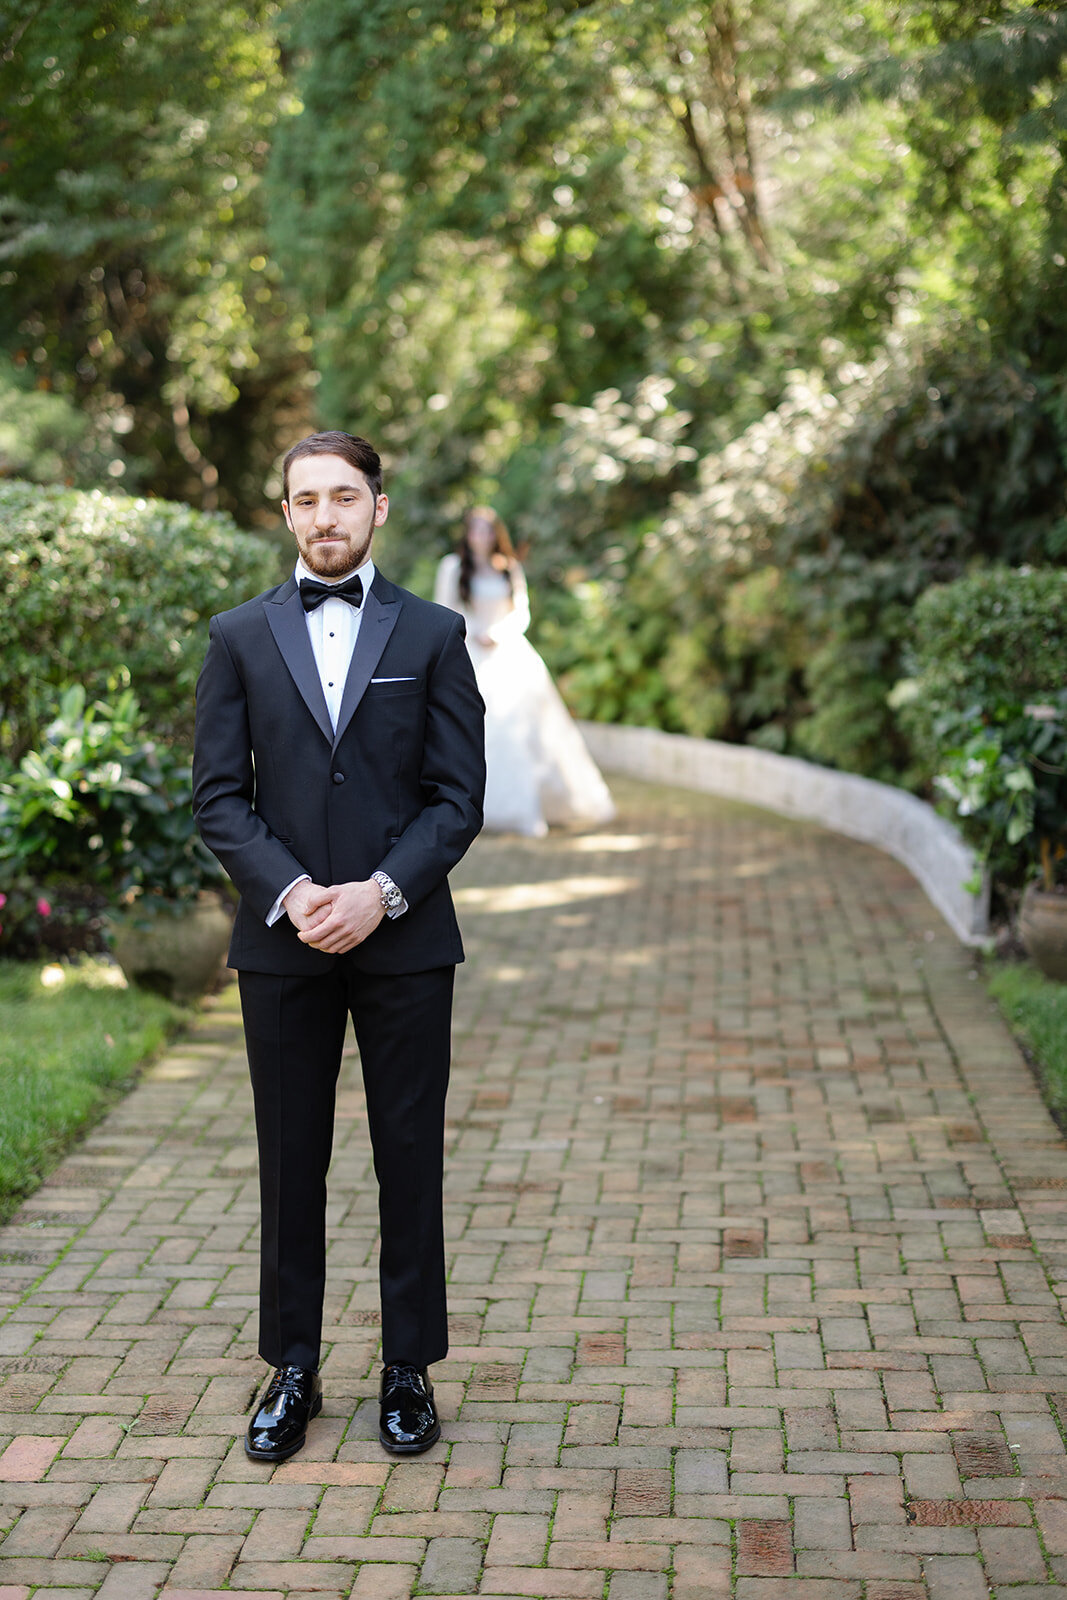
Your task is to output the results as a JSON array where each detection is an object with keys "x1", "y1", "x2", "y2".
[{"x1": 703, "y1": 0, "x2": 773, "y2": 270}]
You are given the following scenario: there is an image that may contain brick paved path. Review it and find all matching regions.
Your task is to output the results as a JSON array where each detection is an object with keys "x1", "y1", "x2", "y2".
[{"x1": 2, "y1": 776, "x2": 1067, "y2": 1600}]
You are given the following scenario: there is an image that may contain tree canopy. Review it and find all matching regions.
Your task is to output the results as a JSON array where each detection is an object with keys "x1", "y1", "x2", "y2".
[
  {"x1": 1, "y1": 0, "x2": 307, "y2": 510},
  {"x1": 3, "y1": 0, "x2": 1066, "y2": 777},
  {"x1": 6, "y1": 1, "x2": 1065, "y2": 509}
]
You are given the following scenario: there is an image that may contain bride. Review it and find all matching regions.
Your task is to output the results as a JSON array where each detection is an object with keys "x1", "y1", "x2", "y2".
[{"x1": 434, "y1": 507, "x2": 616, "y2": 838}]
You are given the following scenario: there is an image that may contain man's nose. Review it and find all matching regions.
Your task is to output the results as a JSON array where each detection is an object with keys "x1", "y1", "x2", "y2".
[{"x1": 314, "y1": 503, "x2": 335, "y2": 528}]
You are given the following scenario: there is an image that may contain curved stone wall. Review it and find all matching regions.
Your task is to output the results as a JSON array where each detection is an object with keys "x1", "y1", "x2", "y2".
[{"x1": 580, "y1": 721, "x2": 990, "y2": 947}]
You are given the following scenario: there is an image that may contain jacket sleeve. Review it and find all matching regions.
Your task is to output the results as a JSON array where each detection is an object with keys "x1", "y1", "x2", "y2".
[
  {"x1": 192, "y1": 614, "x2": 308, "y2": 920},
  {"x1": 374, "y1": 610, "x2": 486, "y2": 907}
]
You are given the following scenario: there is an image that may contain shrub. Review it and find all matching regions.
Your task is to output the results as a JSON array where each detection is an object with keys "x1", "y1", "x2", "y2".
[
  {"x1": 536, "y1": 573, "x2": 681, "y2": 732},
  {"x1": 0, "y1": 686, "x2": 228, "y2": 958},
  {"x1": 932, "y1": 693, "x2": 1067, "y2": 900},
  {"x1": 0, "y1": 479, "x2": 280, "y2": 759},
  {"x1": 899, "y1": 567, "x2": 1067, "y2": 775},
  {"x1": 652, "y1": 349, "x2": 1067, "y2": 777},
  {"x1": 898, "y1": 568, "x2": 1067, "y2": 902},
  {"x1": 0, "y1": 358, "x2": 135, "y2": 488}
]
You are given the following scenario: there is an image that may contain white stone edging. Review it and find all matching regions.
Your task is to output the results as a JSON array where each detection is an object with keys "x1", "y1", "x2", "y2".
[{"x1": 579, "y1": 721, "x2": 991, "y2": 947}]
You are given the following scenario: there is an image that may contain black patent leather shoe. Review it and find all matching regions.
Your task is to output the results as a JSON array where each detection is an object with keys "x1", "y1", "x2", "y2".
[
  {"x1": 379, "y1": 1363, "x2": 441, "y2": 1454},
  {"x1": 245, "y1": 1365, "x2": 322, "y2": 1461}
]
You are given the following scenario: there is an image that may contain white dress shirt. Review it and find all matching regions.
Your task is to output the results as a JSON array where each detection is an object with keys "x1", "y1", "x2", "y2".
[
  {"x1": 299, "y1": 552, "x2": 372, "y2": 731},
  {"x1": 266, "y1": 557, "x2": 406, "y2": 926}
]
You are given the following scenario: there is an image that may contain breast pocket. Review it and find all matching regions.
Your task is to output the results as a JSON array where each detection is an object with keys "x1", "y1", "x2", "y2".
[{"x1": 366, "y1": 678, "x2": 421, "y2": 698}]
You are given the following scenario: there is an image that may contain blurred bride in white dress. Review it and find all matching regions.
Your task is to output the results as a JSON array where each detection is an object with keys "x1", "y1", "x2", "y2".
[{"x1": 434, "y1": 507, "x2": 615, "y2": 838}]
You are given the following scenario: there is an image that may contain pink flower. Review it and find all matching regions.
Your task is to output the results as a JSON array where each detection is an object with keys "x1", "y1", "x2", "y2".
[
  {"x1": 0, "y1": 893, "x2": 6, "y2": 909},
  {"x1": 36, "y1": 897, "x2": 52, "y2": 917}
]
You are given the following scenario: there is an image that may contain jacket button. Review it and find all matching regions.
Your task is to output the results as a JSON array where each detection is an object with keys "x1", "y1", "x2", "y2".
[{"x1": 332, "y1": 771, "x2": 345, "y2": 785}]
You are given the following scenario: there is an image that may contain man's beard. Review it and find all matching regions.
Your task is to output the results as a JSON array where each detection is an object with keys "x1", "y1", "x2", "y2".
[{"x1": 302, "y1": 527, "x2": 372, "y2": 578}]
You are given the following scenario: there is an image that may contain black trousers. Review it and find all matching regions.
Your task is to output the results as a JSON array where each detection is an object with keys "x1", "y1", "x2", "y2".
[{"x1": 237, "y1": 962, "x2": 455, "y2": 1373}]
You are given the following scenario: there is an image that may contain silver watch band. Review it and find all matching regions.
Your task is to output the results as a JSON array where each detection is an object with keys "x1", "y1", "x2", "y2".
[{"x1": 372, "y1": 870, "x2": 404, "y2": 910}]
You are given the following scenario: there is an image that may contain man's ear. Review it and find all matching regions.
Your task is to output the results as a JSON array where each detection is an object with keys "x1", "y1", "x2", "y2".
[
  {"x1": 374, "y1": 494, "x2": 390, "y2": 527},
  {"x1": 281, "y1": 501, "x2": 294, "y2": 533}
]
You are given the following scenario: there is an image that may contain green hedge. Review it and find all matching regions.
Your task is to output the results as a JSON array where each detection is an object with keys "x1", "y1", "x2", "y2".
[
  {"x1": 900, "y1": 567, "x2": 1067, "y2": 899},
  {"x1": 901, "y1": 567, "x2": 1067, "y2": 775},
  {"x1": 0, "y1": 480, "x2": 281, "y2": 758}
]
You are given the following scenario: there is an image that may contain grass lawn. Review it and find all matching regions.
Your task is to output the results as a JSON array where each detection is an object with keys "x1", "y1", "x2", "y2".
[
  {"x1": 985, "y1": 957, "x2": 1067, "y2": 1124},
  {"x1": 0, "y1": 957, "x2": 186, "y2": 1225}
]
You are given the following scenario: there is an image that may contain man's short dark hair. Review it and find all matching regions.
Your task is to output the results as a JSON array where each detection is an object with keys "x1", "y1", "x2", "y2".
[{"x1": 282, "y1": 431, "x2": 383, "y2": 501}]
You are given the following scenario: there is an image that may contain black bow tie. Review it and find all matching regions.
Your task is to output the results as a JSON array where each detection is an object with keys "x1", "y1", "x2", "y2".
[{"x1": 299, "y1": 572, "x2": 364, "y2": 612}]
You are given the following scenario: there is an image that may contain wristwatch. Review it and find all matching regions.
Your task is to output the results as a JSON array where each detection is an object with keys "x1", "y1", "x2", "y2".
[{"x1": 372, "y1": 870, "x2": 404, "y2": 913}]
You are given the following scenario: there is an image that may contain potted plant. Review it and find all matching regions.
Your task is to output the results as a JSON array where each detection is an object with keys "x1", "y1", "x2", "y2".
[
  {"x1": 0, "y1": 686, "x2": 233, "y2": 999},
  {"x1": 933, "y1": 690, "x2": 1067, "y2": 979},
  {"x1": 1018, "y1": 830, "x2": 1067, "y2": 984}
]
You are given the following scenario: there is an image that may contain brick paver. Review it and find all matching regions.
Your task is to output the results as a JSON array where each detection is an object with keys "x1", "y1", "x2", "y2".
[{"x1": 2, "y1": 775, "x2": 1067, "y2": 1598}]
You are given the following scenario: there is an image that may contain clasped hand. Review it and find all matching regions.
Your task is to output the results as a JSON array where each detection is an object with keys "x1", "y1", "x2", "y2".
[{"x1": 283, "y1": 879, "x2": 384, "y2": 954}]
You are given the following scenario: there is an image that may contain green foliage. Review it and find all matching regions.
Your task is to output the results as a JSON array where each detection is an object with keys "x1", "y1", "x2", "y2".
[
  {"x1": 484, "y1": 378, "x2": 709, "y2": 733},
  {"x1": 901, "y1": 566, "x2": 1067, "y2": 773},
  {"x1": 0, "y1": 687, "x2": 228, "y2": 959},
  {"x1": 0, "y1": 0, "x2": 306, "y2": 512},
  {"x1": 510, "y1": 348, "x2": 1067, "y2": 774},
  {"x1": 793, "y1": 6, "x2": 1067, "y2": 133},
  {"x1": 931, "y1": 694, "x2": 1067, "y2": 896},
  {"x1": 0, "y1": 479, "x2": 279, "y2": 758},
  {"x1": 644, "y1": 350, "x2": 1067, "y2": 779},
  {"x1": 267, "y1": 0, "x2": 859, "y2": 512},
  {"x1": 536, "y1": 577, "x2": 681, "y2": 732},
  {"x1": 795, "y1": 623, "x2": 910, "y2": 779},
  {"x1": 897, "y1": 567, "x2": 1067, "y2": 899},
  {"x1": 271, "y1": 0, "x2": 701, "y2": 433},
  {"x1": 786, "y1": 356, "x2": 1067, "y2": 775},
  {"x1": 0, "y1": 958, "x2": 181, "y2": 1221},
  {"x1": 6, "y1": 0, "x2": 1067, "y2": 800},
  {"x1": 508, "y1": 377, "x2": 697, "y2": 556},
  {"x1": 0, "y1": 359, "x2": 137, "y2": 487},
  {"x1": 786, "y1": 3, "x2": 1067, "y2": 370}
]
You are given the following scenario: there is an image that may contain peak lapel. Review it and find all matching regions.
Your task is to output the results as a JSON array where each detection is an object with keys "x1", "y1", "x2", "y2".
[
  {"x1": 264, "y1": 582, "x2": 333, "y2": 745},
  {"x1": 332, "y1": 585, "x2": 400, "y2": 749}
]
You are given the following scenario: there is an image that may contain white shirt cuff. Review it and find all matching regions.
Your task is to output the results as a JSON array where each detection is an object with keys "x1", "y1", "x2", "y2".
[{"x1": 267, "y1": 875, "x2": 310, "y2": 926}]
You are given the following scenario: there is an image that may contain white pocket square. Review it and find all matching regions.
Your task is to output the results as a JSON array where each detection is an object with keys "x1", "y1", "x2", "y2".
[{"x1": 370, "y1": 676, "x2": 417, "y2": 683}]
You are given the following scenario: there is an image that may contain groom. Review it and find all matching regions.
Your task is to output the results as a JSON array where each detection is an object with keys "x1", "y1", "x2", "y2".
[{"x1": 192, "y1": 431, "x2": 485, "y2": 1461}]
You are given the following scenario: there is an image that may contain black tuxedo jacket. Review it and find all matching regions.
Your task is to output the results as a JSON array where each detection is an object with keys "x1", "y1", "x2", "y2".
[{"x1": 192, "y1": 568, "x2": 485, "y2": 976}]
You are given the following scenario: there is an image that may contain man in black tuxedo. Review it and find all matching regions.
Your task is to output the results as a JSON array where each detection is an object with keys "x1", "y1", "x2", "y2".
[{"x1": 192, "y1": 431, "x2": 485, "y2": 1461}]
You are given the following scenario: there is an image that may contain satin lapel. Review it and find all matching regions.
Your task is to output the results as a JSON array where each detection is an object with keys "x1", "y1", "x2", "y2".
[
  {"x1": 332, "y1": 585, "x2": 401, "y2": 749},
  {"x1": 264, "y1": 581, "x2": 333, "y2": 745}
]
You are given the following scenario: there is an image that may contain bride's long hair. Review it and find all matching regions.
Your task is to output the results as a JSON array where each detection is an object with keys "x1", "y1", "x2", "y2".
[{"x1": 458, "y1": 506, "x2": 517, "y2": 604}]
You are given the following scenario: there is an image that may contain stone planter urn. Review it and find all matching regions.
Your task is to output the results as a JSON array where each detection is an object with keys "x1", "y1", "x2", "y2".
[
  {"x1": 1018, "y1": 883, "x2": 1067, "y2": 983},
  {"x1": 109, "y1": 893, "x2": 233, "y2": 1002}
]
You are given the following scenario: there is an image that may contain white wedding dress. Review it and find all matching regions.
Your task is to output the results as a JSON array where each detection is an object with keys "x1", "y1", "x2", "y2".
[{"x1": 434, "y1": 554, "x2": 616, "y2": 837}]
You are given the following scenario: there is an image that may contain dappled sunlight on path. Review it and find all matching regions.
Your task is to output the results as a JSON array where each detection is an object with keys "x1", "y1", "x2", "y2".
[{"x1": 2, "y1": 777, "x2": 1066, "y2": 1598}]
